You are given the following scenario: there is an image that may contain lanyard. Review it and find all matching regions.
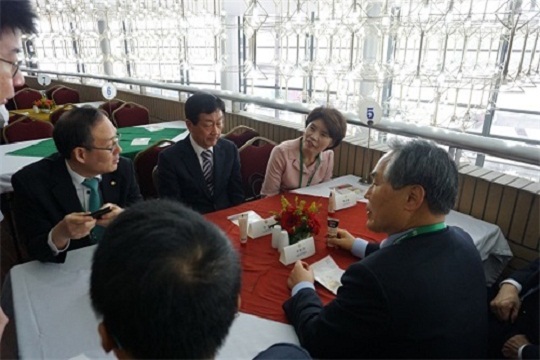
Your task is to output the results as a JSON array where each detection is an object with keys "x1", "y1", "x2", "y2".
[
  {"x1": 393, "y1": 222, "x2": 447, "y2": 245},
  {"x1": 298, "y1": 138, "x2": 321, "y2": 188}
]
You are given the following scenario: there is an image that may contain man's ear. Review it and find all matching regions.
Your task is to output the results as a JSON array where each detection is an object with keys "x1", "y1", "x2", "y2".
[
  {"x1": 237, "y1": 295, "x2": 242, "y2": 312},
  {"x1": 98, "y1": 322, "x2": 130, "y2": 359},
  {"x1": 98, "y1": 322, "x2": 115, "y2": 353},
  {"x1": 72, "y1": 147, "x2": 87, "y2": 164},
  {"x1": 405, "y1": 185, "x2": 425, "y2": 211}
]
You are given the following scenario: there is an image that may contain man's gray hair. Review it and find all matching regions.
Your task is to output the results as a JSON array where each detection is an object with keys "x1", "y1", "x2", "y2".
[{"x1": 383, "y1": 139, "x2": 458, "y2": 214}]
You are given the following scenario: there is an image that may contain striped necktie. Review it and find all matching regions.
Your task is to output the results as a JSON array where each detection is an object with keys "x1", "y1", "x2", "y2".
[
  {"x1": 201, "y1": 149, "x2": 214, "y2": 195},
  {"x1": 82, "y1": 178, "x2": 104, "y2": 242}
]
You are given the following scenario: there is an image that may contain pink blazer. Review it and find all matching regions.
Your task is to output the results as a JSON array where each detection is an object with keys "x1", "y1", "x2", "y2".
[{"x1": 260, "y1": 137, "x2": 334, "y2": 197}]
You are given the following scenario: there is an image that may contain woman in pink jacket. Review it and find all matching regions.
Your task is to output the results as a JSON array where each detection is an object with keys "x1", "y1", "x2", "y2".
[{"x1": 261, "y1": 106, "x2": 347, "y2": 197}]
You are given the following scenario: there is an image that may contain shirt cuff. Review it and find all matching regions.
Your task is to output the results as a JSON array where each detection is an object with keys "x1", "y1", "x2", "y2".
[
  {"x1": 291, "y1": 281, "x2": 315, "y2": 296},
  {"x1": 518, "y1": 344, "x2": 527, "y2": 359},
  {"x1": 47, "y1": 231, "x2": 70, "y2": 256},
  {"x1": 351, "y1": 238, "x2": 369, "y2": 258},
  {"x1": 500, "y1": 279, "x2": 523, "y2": 293}
]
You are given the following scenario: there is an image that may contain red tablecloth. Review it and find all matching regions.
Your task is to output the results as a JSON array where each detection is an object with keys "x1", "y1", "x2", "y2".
[{"x1": 205, "y1": 194, "x2": 386, "y2": 323}]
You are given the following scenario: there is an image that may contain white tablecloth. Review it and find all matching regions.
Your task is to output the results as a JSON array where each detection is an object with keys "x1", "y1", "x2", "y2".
[
  {"x1": 292, "y1": 175, "x2": 513, "y2": 285},
  {"x1": 9, "y1": 246, "x2": 298, "y2": 359},
  {"x1": 0, "y1": 121, "x2": 188, "y2": 194}
]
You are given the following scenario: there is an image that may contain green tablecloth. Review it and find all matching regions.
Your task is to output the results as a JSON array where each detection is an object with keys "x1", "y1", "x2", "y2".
[{"x1": 6, "y1": 127, "x2": 185, "y2": 160}]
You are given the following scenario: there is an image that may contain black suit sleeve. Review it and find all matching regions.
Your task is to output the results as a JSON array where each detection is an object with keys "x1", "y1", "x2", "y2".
[
  {"x1": 282, "y1": 262, "x2": 389, "y2": 358},
  {"x1": 12, "y1": 172, "x2": 65, "y2": 263},
  {"x1": 523, "y1": 344, "x2": 539, "y2": 359},
  {"x1": 157, "y1": 150, "x2": 182, "y2": 202},
  {"x1": 228, "y1": 145, "x2": 244, "y2": 206},
  {"x1": 509, "y1": 259, "x2": 539, "y2": 293},
  {"x1": 123, "y1": 158, "x2": 143, "y2": 206}
]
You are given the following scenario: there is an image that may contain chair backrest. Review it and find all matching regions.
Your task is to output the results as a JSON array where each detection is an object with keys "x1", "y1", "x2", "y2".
[
  {"x1": 112, "y1": 102, "x2": 150, "y2": 128},
  {"x1": 50, "y1": 104, "x2": 75, "y2": 126},
  {"x1": 98, "y1": 99, "x2": 125, "y2": 118},
  {"x1": 238, "y1": 136, "x2": 277, "y2": 200},
  {"x1": 133, "y1": 140, "x2": 175, "y2": 199},
  {"x1": 223, "y1": 125, "x2": 260, "y2": 148},
  {"x1": 3, "y1": 118, "x2": 54, "y2": 143},
  {"x1": 45, "y1": 85, "x2": 64, "y2": 100},
  {"x1": 51, "y1": 86, "x2": 80, "y2": 105},
  {"x1": 8, "y1": 113, "x2": 28, "y2": 124},
  {"x1": 13, "y1": 88, "x2": 42, "y2": 109}
]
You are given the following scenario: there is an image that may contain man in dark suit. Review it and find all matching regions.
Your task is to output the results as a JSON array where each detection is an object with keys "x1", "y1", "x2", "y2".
[
  {"x1": 157, "y1": 92, "x2": 243, "y2": 214},
  {"x1": 489, "y1": 258, "x2": 539, "y2": 359},
  {"x1": 283, "y1": 140, "x2": 487, "y2": 359},
  {"x1": 12, "y1": 107, "x2": 142, "y2": 263}
]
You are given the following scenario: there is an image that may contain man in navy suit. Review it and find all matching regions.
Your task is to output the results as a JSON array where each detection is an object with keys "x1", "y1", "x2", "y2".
[
  {"x1": 284, "y1": 140, "x2": 487, "y2": 359},
  {"x1": 157, "y1": 92, "x2": 244, "y2": 214},
  {"x1": 12, "y1": 107, "x2": 142, "y2": 263},
  {"x1": 489, "y1": 258, "x2": 539, "y2": 359}
]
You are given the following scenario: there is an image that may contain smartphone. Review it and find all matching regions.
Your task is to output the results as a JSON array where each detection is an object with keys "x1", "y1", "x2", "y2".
[{"x1": 89, "y1": 206, "x2": 112, "y2": 219}]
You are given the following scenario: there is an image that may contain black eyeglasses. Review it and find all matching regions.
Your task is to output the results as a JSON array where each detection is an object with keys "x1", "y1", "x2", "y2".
[
  {"x1": 0, "y1": 58, "x2": 20, "y2": 78},
  {"x1": 86, "y1": 135, "x2": 121, "y2": 153}
]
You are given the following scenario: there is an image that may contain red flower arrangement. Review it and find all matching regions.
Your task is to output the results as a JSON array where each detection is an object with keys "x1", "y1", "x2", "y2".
[
  {"x1": 33, "y1": 97, "x2": 55, "y2": 110},
  {"x1": 273, "y1": 196, "x2": 321, "y2": 245}
]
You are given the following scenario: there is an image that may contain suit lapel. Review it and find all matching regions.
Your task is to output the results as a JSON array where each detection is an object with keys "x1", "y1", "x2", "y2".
[
  {"x1": 181, "y1": 138, "x2": 213, "y2": 198},
  {"x1": 101, "y1": 172, "x2": 121, "y2": 205},
  {"x1": 213, "y1": 140, "x2": 225, "y2": 194},
  {"x1": 50, "y1": 157, "x2": 84, "y2": 214}
]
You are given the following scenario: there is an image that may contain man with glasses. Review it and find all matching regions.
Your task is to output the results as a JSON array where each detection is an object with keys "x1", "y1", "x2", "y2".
[
  {"x1": 11, "y1": 107, "x2": 142, "y2": 263},
  {"x1": 0, "y1": 0, "x2": 36, "y2": 108},
  {"x1": 158, "y1": 92, "x2": 244, "y2": 214}
]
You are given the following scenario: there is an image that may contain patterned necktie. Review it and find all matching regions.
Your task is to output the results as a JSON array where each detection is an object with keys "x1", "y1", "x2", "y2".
[
  {"x1": 82, "y1": 178, "x2": 104, "y2": 242},
  {"x1": 201, "y1": 149, "x2": 214, "y2": 195}
]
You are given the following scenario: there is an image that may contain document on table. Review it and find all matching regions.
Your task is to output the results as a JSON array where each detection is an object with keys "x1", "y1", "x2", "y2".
[
  {"x1": 227, "y1": 210, "x2": 262, "y2": 226},
  {"x1": 311, "y1": 255, "x2": 345, "y2": 295}
]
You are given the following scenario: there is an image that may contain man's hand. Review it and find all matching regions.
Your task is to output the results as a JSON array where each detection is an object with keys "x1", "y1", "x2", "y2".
[
  {"x1": 502, "y1": 334, "x2": 530, "y2": 359},
  {"x1": 95, "y1": 203, "x2": 123, "y2": 227},
  {"x1": 490, "y1": 283, "x2": 521, "y2": 322},
  {"x1": 51, "y1": 212, "x2": 97, "y2": 250},
  {"x1": 287, "y1": 260, "x2": 314, "y2": 289},
  {"x1": 327, "y1": 228, "x2": 355, "y2": 251}
]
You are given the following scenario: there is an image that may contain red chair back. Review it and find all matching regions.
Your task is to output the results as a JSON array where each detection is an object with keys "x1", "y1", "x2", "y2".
[
  {"x1": 98, "y1": 99, "x2": 125, "y2": 118},
  {"x1": 45, "y1": 85, "x2": 63, "y2": 100},
  {"x1": 112, "y1": 102, "x2": 150, "y2": 128},
  {"x1": 133, "y1": 140, "x2": 175, "y2": 199},
  {"x1": 8, "y1": 114, "x2": 28, "y2": 124},
  {"x1": 3, "y1": 118, "x2": 54, "y2": 143},
  {"x1": 13, "y1": 88, "x2": 42, "y2": 109},
  {"x1": 223, "y1": 125, "x2": 260, "y2": 148},
  {"x1": 50, "y1": 104, "x2": 75, "y2": 126},
  {"x1": 238, "y1": 136, "x2": 276, "y2": 200},
  {"x1": 51, "y1": 86, "x2": 80, "y2": 105}
]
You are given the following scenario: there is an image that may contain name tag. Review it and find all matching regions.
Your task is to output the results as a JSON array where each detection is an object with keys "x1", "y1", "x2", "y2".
[
  {"x1": 279, "y1": 237, "x2": 316, "y2": 265},
  {"x1": 248, "y1": 217, "x2": 277, "y2": 238},
  {"x1": 334, "y1": 191, "x2": 357, "y2": 211}
]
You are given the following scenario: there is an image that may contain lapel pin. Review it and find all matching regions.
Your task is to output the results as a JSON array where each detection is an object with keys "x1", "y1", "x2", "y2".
[{"x1": 110, "y1": 180, "x2": 117, "y2": 186}]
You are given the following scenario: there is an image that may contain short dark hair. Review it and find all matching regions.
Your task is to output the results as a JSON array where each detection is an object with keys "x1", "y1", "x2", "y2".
[
  {"x1": 53, "y1": 106, "x2": 107, "y2": 159},
  {"x1": 90, "y1": 199, "x2": 242, "y2": 359},
  {"x1": 0, "y1": 0, "x2": 37, "y2": 35},
  {"x1": 383, "y1": 139, "x2": 458, "y2": 215},
  {"x1": 184, "y1": 92, "x2": 225, "y2": 125},
  {"x1": 305, "y1": 106, "x2": 347, "y2": 149}
]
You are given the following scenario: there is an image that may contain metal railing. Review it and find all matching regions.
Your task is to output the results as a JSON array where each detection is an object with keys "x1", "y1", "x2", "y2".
[{"x1": 22, "y1": 68, "x2": 540, "y2": 166}]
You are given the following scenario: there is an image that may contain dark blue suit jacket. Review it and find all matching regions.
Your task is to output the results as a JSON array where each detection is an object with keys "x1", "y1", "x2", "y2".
[
  {"x1": 157, "y1": 136, "x2": 244, "y2": 214},
  {"x1": 12, "y1": 153, "x2": 142, "y2": 263},
  {"x1": 283, "y1": 226, "x2": 487, "y2": 359}
]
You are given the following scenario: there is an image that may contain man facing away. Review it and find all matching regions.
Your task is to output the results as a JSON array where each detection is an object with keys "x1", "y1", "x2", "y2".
[
  {"x1": 157, "y1": 92, "x2": 244, "y2": 214},
  {"x1": 90, "y1": 199, "x2": 310, "y2": 359},
  {"x1": 12, "y1": 107, "x2": 142, "y2": 263},
  {"x1": 284, "y1": 139, "x2": 487, "y2": 358}
]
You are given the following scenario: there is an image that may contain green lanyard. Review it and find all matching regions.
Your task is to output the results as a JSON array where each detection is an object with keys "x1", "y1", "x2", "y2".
[
  {"x1": 393, "y1": 222, "x2": 447, "y2": 245},
  {"x1": 298, "y1": 138, "x2": 321, "y2": 188}
]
